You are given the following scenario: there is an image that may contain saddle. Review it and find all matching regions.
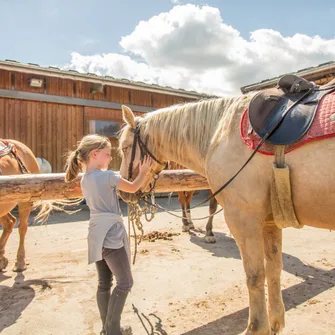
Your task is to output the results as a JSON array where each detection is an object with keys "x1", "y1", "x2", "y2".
[
  {"x1": 248, "y1": 74, "x2": 335, "y2": 145},
  {"x1": 0, "y1": 140, "x2": 30, "y2": 174},
  {"x1": 0, "y1": 140, "x2": 13, "y2": 157}
]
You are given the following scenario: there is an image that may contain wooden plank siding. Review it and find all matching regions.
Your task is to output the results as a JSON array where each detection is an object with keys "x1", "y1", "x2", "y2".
[
  {"x1": 46, "y1": 77, "x2": 74, "y2": 97},
  {"x1": 0, "y1": 98, "x2": 83, "y2": 172},
  {"x1": 0, "y1": 68, "x2": 201, "y2": 172},
  {"x1": 14, "y1": 72, "x2": 44, "y2": 94},
  {"x1": 0, "y1": 70, "x2": 11, "y2": 90}
]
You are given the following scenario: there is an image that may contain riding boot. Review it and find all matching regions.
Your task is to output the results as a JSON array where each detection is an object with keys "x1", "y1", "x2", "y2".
[
  {"x1": 97, "y1": 290, "x2": 110, "y2": 334},
  {"x1": 104, "y1": 288, "x2": 132, "y2": 335}
]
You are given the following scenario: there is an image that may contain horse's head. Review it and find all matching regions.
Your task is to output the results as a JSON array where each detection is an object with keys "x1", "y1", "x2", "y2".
[{"x1": 118, "y1": 105, "x2": 167, "y2": 203}]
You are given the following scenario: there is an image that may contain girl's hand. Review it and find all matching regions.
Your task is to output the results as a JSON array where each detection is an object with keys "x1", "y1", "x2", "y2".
[
  {"x1": 118, "y1": 156, "x2": 154, "y2": 193},
  {"x1": 139, "y1": 156, "x2": 153, "y2": 176}
]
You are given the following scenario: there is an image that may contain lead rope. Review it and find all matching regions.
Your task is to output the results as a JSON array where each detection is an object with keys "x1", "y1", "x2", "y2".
[{"x1": 127, "y1": 198, "x2": 158, "y2": 265}]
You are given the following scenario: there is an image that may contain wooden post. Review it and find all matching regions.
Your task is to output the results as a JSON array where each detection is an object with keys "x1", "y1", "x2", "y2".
[{"x1": 0, "y1": 170, "x2": 209, "y2": 203}]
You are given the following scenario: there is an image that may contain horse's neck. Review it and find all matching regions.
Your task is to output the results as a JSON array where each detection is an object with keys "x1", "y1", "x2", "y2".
[
  {"x1": 146, "y1": 103, "x2": 225, "y2": 176},
  {"x1": 147, "y1": 131, "x2": 206, "y2": 175},
  {"x1": 164, "y1": 146, "x2": 206, "y2": 176}
]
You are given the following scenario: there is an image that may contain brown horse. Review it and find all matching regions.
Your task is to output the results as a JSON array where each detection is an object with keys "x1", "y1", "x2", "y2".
[
  {"x1": 0, "y1": 139, "x2": 57, "y2": 272},
  {"x1": 169, "y1": 161, "x2": 217, "y2": 242}
]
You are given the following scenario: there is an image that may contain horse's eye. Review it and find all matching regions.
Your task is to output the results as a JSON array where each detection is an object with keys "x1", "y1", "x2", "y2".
[{"x1": 122, "y1": 147, "x2": 128, "y2": 153}]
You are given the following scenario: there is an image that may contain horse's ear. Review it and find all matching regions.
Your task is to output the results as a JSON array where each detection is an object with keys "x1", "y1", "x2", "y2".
[{"x1": 122, "y1": 105, "x2": 136, "y2": 129}]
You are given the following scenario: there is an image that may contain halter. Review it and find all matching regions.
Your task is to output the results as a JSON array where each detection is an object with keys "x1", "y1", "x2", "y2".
[{"x1": 128, "y1": 125, "x2": 167, "y2": 197}]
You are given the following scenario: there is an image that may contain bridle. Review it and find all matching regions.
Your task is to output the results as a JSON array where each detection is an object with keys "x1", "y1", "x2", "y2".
[
  {"x1": 126, "y1": 124, "x2": 225, "y2": 220},
  {"x1": 128, "y1": 124, "x2": 168, "y2": 198}
]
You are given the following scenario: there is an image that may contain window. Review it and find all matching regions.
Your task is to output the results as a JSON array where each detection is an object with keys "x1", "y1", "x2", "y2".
[{"x1": 89, "y1": 120, "x2": 121, "y2": 137}]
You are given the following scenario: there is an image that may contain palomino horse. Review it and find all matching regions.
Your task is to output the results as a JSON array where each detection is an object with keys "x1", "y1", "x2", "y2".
[
  {"x1": 0, "y1": 140, "x2": 57, "y2": 272},
  {"x1": 168, "y1": 161, "x2": 217, "y2": 243},
  {"x1": 117, "y1": 77, "x2": 335, "y2": 335}
]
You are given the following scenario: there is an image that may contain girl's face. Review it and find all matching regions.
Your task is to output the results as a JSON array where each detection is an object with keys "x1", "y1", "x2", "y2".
[{"x1": 91, "y1": 145, "x2": 112, "y2": 170}]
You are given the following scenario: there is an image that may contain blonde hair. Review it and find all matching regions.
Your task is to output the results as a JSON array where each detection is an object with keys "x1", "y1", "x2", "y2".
[{"x1": 65, "y1": 134, "x2": 111, "y2": 182}]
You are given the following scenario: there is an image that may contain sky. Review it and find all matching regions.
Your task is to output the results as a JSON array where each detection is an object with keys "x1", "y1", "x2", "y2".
[{"x1": 1, "y1": 0, "x2": 335, "y2": 96}]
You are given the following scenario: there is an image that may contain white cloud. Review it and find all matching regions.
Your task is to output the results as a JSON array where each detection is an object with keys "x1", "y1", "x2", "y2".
[
  {"x1": 171, "y1": 0, "x2": 182, "y2": 4},
  {"x1": 63, "y1": 4, "x2": 335, "y2": 96}
]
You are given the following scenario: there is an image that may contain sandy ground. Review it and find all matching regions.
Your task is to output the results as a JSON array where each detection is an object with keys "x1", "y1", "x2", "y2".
[{"x1": 0, "y1": 191, "x2": 334, "y2": 335}]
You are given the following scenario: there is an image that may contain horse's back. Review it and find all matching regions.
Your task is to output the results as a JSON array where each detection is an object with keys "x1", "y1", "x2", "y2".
[{"x1": 0, "y1": 139, "x2": 40, "y2": 175}]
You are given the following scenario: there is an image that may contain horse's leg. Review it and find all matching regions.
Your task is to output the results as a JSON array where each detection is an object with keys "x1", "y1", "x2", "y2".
[
  {"x1": 263, "y1": 221, "x2": 285, "y2": 334},
  {"x1": 225, "y1": 205, "x2": 270, "y2": 335},
  {"x1": 185, "y1": 191, "x2": 195, "y2": 230},
  {"x1": 178, "y1": 192, "x2": 191, "y2": 232},
  {"x1": 14, "y1": 202, "x2": 32, "y2": 272},
  {"x1": 204, "y1": 192, "x2": 217, "y2": 243},
  {"x1": 0, "y1": 213, "x2": 16, "y2": 271}
]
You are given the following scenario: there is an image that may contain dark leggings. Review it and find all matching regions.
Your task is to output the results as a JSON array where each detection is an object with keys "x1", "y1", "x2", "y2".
[{"x1": 95, "y1": 247, "x2": 133, "y2": 327}]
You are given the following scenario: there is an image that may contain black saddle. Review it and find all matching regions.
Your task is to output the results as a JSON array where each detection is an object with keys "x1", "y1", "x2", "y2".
[
  {"x1": 248, "y1": 75, "x2": 335, "y2": 145},
  {"x1": 277, "y1": 74, "x2": 316, "y2": 93}
]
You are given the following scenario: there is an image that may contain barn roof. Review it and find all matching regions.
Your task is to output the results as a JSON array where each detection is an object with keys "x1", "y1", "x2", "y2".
[{"x1": 0, "y1": 59, "x2": 216, "y2": 99}]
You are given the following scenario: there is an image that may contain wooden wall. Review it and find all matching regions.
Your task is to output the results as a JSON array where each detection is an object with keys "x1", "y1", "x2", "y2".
[
  {"x1": 314, "y1": 76, "x2": 335, "y2": 85},
  {"x1": 0, "y1": 67, "x2": 197, "y2": 172},
  {"x1": 0, "y1": 69, "x2": 194, "y2": 107},
  {"x1": 0, "y1": 98, "x2": 83, "y2": 172},
  {"x1": 0, "y1": 69, "x2": 11, "y2": 90}
]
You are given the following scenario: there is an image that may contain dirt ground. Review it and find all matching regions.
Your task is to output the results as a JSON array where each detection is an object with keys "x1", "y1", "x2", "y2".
[{"x1": 0, "y1": 191, "x2": 334, "y2": 335}]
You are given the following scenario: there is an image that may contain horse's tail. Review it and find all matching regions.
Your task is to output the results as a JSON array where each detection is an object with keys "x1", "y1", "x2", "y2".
[{"x1": 32, "y1": 198, "x2": 83, "y2": 224}]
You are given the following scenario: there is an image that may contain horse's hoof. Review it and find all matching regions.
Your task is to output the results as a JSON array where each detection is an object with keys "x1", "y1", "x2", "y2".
[
  {"x1": 205, "y1": 235, "x2": 216, "y2": 243},
  {"x1": 13, "y1": 263, "x2": 27, "y2": 272},
  {"x1": 271, "y1": 321, "x2": 284, "y2": 334},
  {"x1": 0, "y1": 257, "x2": 9, "y2": 271},
  {"x1": 182, "y1": 225, "x2": 190, "y2": 232},
  {"x1": 242, "y1": 331, "x2": 271, "y2": 335},
  {"x1": 242, "y1": 326, "x2": 272, "y2": 335},
  {"x1": 187, "y1": 223, "x2": 195, "y2": 230}
]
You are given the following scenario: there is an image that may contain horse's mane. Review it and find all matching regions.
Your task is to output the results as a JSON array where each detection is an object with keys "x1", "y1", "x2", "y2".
[{"x1": 119, "y1": 93, "x2": 255, "y2": 162}]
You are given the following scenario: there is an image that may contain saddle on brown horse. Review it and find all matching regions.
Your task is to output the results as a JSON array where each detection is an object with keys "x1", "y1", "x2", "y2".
[
  {"x1": 0, "y1": 140, "x2": 30, "y2": 174},
  {"x1": 248, "y1": 74, "x2": 335, "y2": 146},
  {"x1": 0, "y1": 140, "x2": 14, "y2": 157}
]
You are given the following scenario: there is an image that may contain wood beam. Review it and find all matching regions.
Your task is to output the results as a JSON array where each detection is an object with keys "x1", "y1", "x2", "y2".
[{"x1": 0, "y1": 170, "x2": 209, "y2": 203}]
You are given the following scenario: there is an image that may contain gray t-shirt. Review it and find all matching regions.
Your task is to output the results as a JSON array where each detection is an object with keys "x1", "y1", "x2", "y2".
[{"x1": 81, "y1": 170, "x2": 125, "y2": 249}]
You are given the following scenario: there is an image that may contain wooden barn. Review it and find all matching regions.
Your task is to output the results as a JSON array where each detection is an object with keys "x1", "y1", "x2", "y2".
[
  {"x1": 0, "y1": 60, "x2": 210, "y2": 172},
  {"x1": 240, "y1": 60, "x2": 335, "y2": 93}
]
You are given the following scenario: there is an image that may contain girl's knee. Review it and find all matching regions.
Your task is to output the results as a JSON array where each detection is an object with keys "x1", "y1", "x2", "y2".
[
  {"x1": 98, "y1": 282, "x2": 112, "y2": 292},
  {"x1": 117, "y1": 276, "x2": 133, "y2": 292},
  {"x1": 97, "y1": 275, "x2": 113, "y2": 292}
]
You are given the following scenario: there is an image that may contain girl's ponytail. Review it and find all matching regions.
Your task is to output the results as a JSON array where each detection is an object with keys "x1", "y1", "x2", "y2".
[
  {"x1": 65, "y1": 150, "x2": 82, "y2": 182},
  {"x1": 64, "y1": 134, "x2": 110, "y2": 182}
]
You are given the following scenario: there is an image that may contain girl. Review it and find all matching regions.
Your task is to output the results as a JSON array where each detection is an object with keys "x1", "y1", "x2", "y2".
[{"x1": 65, "y1": 134, "x2": 153, "y2": 335}]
